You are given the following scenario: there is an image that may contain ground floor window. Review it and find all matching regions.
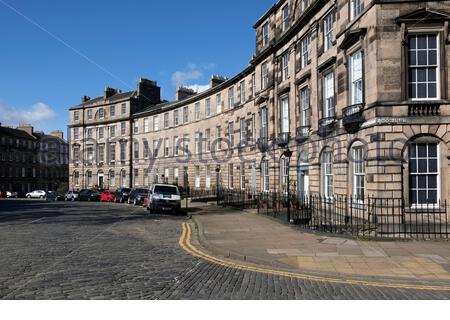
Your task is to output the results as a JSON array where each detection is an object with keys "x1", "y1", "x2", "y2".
[
  {"x1": 205, "y1": 165, "x2": 211, "y2": 189},
  {"x1": 240, "y1": 164, "x2": 245, "y2": 190},
  {"x1": 262, "y1": 160, "x2": 269, "y2": 192},
  {"x1": 87, "y1": 171, "x2": 93, "y2": 186},
  {"x1": 120, "y1": 170, "x2": 126, "y2": 187},
  {"x1": 280, "y1": 158, "x2": 289, "y2": 193},
  {"x1": 322, "y1": 149, "x2": 333, "y2": 199},
  {"x1": 352, "y1": 146, "x2": 365, "y2": 202},
  {"x1": 109, "y1": 170, "x2": 115, "y2": 187},
  {"x1": 195, "y1": 166, "x2": 200, "y2": 188},
  {"x1": 144, "y1": 169, "x2": 149, "y2": 187},
  {"x1": 409, "y1": 143, "x2": 439, "y2": 205},
  {"x1": 228, "y1": 164, "x2": 234, "y2": 189},
  {"x1": 74, "y1": 171, "x2": 79, "y2": 186}
]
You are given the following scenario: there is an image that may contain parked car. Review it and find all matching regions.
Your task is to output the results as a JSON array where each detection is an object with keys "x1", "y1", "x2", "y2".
[
  {"x1": 115, "y1": 188, "x2": 131, "y2": 203},
  {"x1": 45, "y1": 191, "x2": 64, "y2": 201},
  {"x1": 6, "y1": 191, "x2": 18, "y2": 198},
  {"x1": 65, "y1": 191, "x2": 79, "y2": 201},
  {"x1": 0, "y1": 191, "x2": 7, "y2": 198},
  {"x1": 26, "y1": 190, "x2": 47, "y2": 199},
  {"x1": 101, "y1": 191, "x2": 116, "y2": 203},
  {"x1": 147, "y1": 184, "x2": 181, "y2": 214},
  {"x1": 78, "y1": 189, "x2": 101, "y2": 202},
  {"x1": 128, "y1": 188, "x2": 149, "y2": 205}
]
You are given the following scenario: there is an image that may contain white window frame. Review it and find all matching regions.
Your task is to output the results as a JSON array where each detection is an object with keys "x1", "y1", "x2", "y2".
[
  {"x1": 323, "y1": 72, "x2": 335, "y2": 118},
  {"x1": 261, "y1": 62, "x2": 269, "y2": 89},
  {"x1": 183, "y1": 106, "x2": 189, "y2": 123},
  {"x1": 174, "y1": 110, "x2": 179, "y2": 126},
  {"x1": 280, "y1": 95, "x2": 290, "y2": 134},
  {"x1": 216, "y1": 94, "x2": 222, "y2": 114},
  {"x1": 195, "y1": 102, "x2": 201, "y2": 120},
  {"x1": 300, "y1": 87, "x2": 310, "y2": 127},
  {"x1": 301, "y1": 36, "x2": 310, "y2": 68},
  {"x1": 409, "y1": 143, "x2": 440, "y2": 207},
  {"x1": 228, "y1": 87, "x2": 235, "y2": 108},
  {"x1": 164, "y1": 112, "x2": 169, "y2": 128},
  {"x1": 205, "y1": 98, "x2": 212, "y2": 117},
  {"x1": 324, "y1": 13, "x2": 334, "y2": 51},
  {"x1": 282, "y1": 5, "x2": 289, "y2": 32},
  {"x1": 262, "y1": 160, "x2": 269, "y2": 192},
  {"x1": 322, "y1": 150, "x2": 334, "y2": 200},
  {"x1": 408, "y1": 33, "x2": 440, "y2": 101},
  {"x1": 262, "y1": 22, "x2": 269, "y2": 46},
  {"x1": 205, "y1": 129, "x2": 211, "y2": 152},
  {"x1": 349, "y1": 50, "x2": 364, "y2": 105},
  {"x1": 352, "y1": 146, "x2": 365, "y2": 203},
  {"x1": 195, "y1": 166, "x2": 201, "y2": 188},
  {"x1": 153, "y1": 116, "x2": 159, "y2": 131},
  {"x1": 144, "y1": 118, "x2": 149, "y2": 133},
  {"x1": 228, "y1": 164, "x2": 234, "y2": 189},
  {"x1": 205, "y1": 165, "x2": 211, "y2": 189},
  {"x1": 350, "y1": 0, "x2": 363, "y2": 21},
  {"x1": 282, "y1": 52, "x2": 289, "y2": 81},
  {"x1": 240, "y1": 80, "x2": 246, "y2": 103}
]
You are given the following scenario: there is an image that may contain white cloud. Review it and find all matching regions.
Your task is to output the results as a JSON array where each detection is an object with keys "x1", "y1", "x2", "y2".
[
  {"x1": 171, "y1": 64, "x2": 203, "y2": 87},
  {"x1": 186, "y1": 84, "x2": 210, "y2": 93},
  {"x1": 0, "y1": 101, "x2": 57, "y2": 128}
]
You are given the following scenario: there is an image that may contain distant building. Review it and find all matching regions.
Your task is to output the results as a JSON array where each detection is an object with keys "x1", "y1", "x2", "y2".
[{"x1": 0, "y1": 123, "x2": 69, "y2": 195}]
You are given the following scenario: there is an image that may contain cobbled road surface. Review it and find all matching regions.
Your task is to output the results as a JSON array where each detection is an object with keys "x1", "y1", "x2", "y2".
[{"x1": 0, "y1": 200, "x2": 449, "y2": 300}]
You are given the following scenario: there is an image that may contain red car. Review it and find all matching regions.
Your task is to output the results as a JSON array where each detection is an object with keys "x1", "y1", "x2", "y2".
[
  {"x1": 101, "y1": 191, "x2": 116, "y2": 202},
  {"x1": 0, "y1": 191, "x2": 6, "y2": 198},
  {"x1": 142, "y1": 196, "x2": 148, "y2": 208}
]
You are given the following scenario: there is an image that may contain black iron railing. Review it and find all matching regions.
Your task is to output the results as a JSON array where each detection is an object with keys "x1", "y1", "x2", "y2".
[
  {"x1": 257, "y1": 192, "x2": 449, "y2": 240},
  {"x1": 276, "y1": 132, "x2": 290, "y2": 147},
  {"x1": 218, "y1": 189, "x2": 257, "y2": 209},
  {"x1": 295, "y1": 126, "x2": 310, "y2": 143}
]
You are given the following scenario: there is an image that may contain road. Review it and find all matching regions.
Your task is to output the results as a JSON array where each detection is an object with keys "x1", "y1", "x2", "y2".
[{"x1": 0, "y1": 200, "x2": 449, "y2": 299}]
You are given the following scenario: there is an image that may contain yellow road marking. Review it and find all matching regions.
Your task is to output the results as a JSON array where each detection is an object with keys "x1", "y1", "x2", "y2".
[{"x1": 179, "y1": 222, "x2": 450, "y2": 292}]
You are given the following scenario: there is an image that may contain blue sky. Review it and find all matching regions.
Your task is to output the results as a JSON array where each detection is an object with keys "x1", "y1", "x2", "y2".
[{"x1": 0, "y1": 0, "x2": 275, "y2": 134}]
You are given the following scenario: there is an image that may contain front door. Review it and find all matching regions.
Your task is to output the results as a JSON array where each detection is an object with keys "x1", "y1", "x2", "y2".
[{"x1": 98, "y1": 175, "x2": 104, "y2": 189}]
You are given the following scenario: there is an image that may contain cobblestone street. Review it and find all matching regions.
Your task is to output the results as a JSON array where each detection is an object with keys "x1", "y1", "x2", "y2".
[{"x1": 1, "y1": 200, "x2": 449, "y2": 300}]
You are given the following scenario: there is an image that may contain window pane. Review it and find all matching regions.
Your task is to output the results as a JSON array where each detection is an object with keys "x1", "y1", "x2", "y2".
[
  {"x1": 408, "y1": 84, "x2": 416, "y2": 99},
  {"x1": 409, "y1": 36, "x2": 417, "y2": 49},
  {"x1": 410, "y1": 176, "x2": 417, "y2": 188},
  {"x1": 417, "y1": 83, "x2": 427, "y2": 98},
  {"x1": 410, "y1": 159, "x2": 417, "y2": 173},
  {"x1": 428, "y1": 144, "x2": 437, "y2": 157},
  {"x1": 418, "y1": 175, "x2": 427, "y2": 188},
  {"x1": 408, "y1": 69, "x2": 416, "y2": 82},
  {"x1": 418, "y1": 159, "x2": 427, "y2": 172},
  {"x1": 418, "y1": 190, "x2": 427, "y2": 204},
  {"x1": 408, "y1": 51, "x2": 416, "y2": 65},
  {"x1": 417, "y1": 51, "x2": 427, "y2": 65},
  {"x1": 418, "y1": 144, "x2": 427, "y2": 157},
  {"x1": 429, "y1": 50, "x2": 437, "y2": 65},
  {"x1": 417, "y1": 35, "x2": 427, "y2": 49},
  {"x1": 428, "y1": 84, "x2": 437, "y2": 98},
  {"x1": 428, "y1": 36, "x2": 437, "y2": 49},
  {"x1": 417, "y1": 69, "x2": 426, "y2": 82},
  {"x1": 428, "y1": 191, "x2": 437, "y2": 203},
  {"x1": 428, "y1": 175, "x2": 437, "y2": 189},
  {"x1": 429, "y1": 159, "x2": 438, "y2": 173},
  {"x1": 428, "y1": 68, "x2": 436, "y2": 82}
]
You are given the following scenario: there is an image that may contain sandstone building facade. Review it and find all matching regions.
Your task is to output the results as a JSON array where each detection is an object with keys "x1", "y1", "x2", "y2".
[
  {"x1": 69, "y1": 0, "x2": 450, "y2": 207},
  {"x1": 0, "y1": 124, "x2": 69, "y2": 194}
]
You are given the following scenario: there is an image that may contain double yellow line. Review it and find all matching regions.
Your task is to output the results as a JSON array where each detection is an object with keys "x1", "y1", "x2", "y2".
[{"x1": 179, "y1": 222, "x2": 450, "y2": 292}]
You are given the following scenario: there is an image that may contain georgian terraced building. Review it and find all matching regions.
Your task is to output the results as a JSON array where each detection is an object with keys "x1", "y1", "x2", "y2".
[{"x1": 69, "y1": 0, "x2": 450, "y2": 207}]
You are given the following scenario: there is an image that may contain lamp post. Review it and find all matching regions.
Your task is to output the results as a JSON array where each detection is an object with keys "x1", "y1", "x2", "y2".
[
  {"x1": 215, "y1": 166, "x2": 221, "y2": 205},
  {"x1": 283, "y1": 148, "x2": 293, "y2": 223}
]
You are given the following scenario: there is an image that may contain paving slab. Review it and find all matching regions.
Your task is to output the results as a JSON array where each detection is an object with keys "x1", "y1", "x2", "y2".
[{"x1": 192, "y1": 206, "x2": 450, "y2": 283}]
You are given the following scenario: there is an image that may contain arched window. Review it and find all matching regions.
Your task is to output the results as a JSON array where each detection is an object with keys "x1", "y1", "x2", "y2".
[
  {"x1": 321, "y1": 148, "x2": 333, "y2": 199},
  {"x1": 350, "y1": 142, "x2": 366, "y2": 202},
  {"x1": 409, "y1": 142, "x2": 440, "y2": 206}
]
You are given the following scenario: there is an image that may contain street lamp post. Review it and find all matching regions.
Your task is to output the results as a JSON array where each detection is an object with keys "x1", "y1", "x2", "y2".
[
  {"x1": 283, "y1": 149, "x2": 293, "y2": 223},
  {"x1": 215, "y1": 166, "x2": 221, "y2": 206}
]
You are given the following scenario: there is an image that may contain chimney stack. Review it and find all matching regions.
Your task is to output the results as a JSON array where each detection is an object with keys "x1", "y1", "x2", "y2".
[
  {"x1": 104, "y1": 87, "x2": 118, "y2": 99},
  {"x1": 210, "y1": 75, "x2": 228, "y2": 88},
  {"x1": 137, "y1": 78, "x2": 161, "y2": 104},
  {"x1": 17, "y1": 124, "x2": 34, "y2": 135},
  {"x1": 51, "y1": 131, "x2": 64, "y2": 140},
  {"x1": 176, "y1": 87, "x2": 197, "y2": 101}
]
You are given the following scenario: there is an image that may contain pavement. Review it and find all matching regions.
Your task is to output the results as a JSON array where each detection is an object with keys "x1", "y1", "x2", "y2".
[{"x1": 191, "y1": 203, "x2": 450, "y2": 285}]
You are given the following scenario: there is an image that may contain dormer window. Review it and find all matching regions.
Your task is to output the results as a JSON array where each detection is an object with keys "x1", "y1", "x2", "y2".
[{"x1": 262, "y1": 22, "x2": 269, "y2": 46}]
